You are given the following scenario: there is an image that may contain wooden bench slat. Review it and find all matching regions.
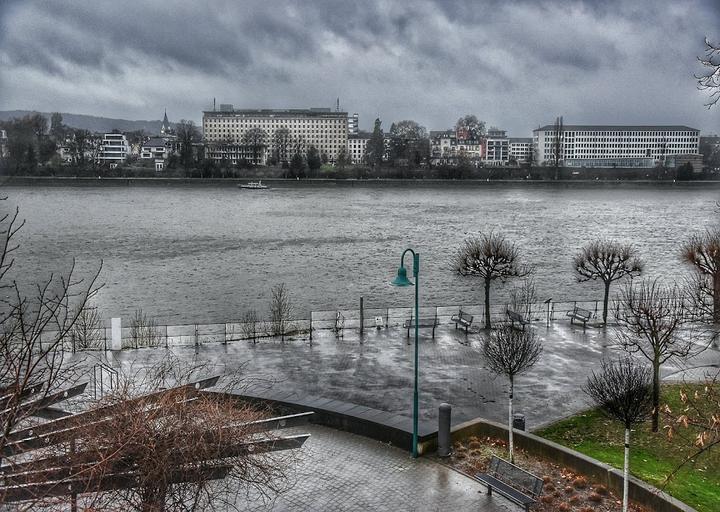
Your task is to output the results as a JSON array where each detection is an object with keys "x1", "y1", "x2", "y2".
[
  {"x1": 475, "y1": 456, "x2": 543, "y2": 511},
  {"x1": 451, "y1": 310, "x2": 473, "y2": 333},
  {"x1": 474, "y1": 474, "x2": 535, "y2": 505}
]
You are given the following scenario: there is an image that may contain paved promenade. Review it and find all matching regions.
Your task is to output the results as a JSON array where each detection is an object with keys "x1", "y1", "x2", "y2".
[
  {"x1": 108, "y1": 320, "x2": 719, "y2": 430},
  {"x1": 238, "y1": 424, "x2": 512, "y2": 512}
]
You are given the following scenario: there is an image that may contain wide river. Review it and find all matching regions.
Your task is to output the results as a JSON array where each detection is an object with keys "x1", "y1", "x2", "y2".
[{"x1": 3, "y1": 181, "x2": 719, "y2": 324}]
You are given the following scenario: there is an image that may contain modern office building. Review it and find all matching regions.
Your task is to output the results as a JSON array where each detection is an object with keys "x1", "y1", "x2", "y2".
[
  {"x1": 203, "y1": 107, "x2": 349, "y2": 165},
  {"x1": 484, "y1": 128, "x2": 509, "y2": 165},
  {"x1": 347, "y1": 132, "x2": 369, "y2": 164},
  {"x1": 533, "y1": 124, "x2": 700, "y2": 168},
  {"x1": 98, "y1": 133, "x2": 129, "y2": 164},
  {"x1": 509, "y1": 138, "x2": 533, "y2": 164}
]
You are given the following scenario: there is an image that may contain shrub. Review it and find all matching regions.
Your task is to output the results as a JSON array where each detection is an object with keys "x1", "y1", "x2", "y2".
[
  {"x1": 572, "y1": 476, "x2": 588, "y2": 489},
  {"x1": 588, "y1": 492, "x2": 603, "y2": 502},
  {"x1": 593, "y1": 484, "x2": 608, "y2": 495}
]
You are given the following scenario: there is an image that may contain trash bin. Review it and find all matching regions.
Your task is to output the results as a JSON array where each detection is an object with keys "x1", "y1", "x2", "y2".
[{"x1": 512, "y1": 413, "x2": 526, "y2": 431}]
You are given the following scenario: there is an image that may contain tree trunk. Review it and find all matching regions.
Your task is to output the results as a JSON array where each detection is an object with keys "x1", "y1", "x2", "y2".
[
  {"x1": 602, "y1": 281, "x2": 610, "y2": 324},
  {"x1": 508, "y1": 376, "x2": 514, "y2": 463},
  {"x1": 713, "y1": 271, "x2": 720, "y2": 324},
  {"x1": 652, "y1": 360, "x2": 660, "y2": 432},
  {"x1": 623, "y1": 428, "x2": 630, "y2": 512},
  {"x1": 484, "y1": 278, "x2": 491, "y2": 329}
]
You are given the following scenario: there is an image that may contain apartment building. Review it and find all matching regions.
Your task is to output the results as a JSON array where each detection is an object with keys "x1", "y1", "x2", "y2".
[
  {"x1": 533, "y1": 125, "x2": 700, "y2": 168},
  {"x1": 203, "y1": 107, "x2": 349, "y2": 165},
  {"x1": 98, "y1": 133, "x2": 129, "y2": 164}
]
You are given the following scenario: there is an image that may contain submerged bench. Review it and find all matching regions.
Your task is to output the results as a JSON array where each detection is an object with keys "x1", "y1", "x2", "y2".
[
  {"x1": 475, "y1": 455, "x2": 543, "y2": 512},
  {"x1": 450, "y1": 309, "x2": 474, "y2": 333},
  {"x1": 566, "y1": 305, "x2": 592, "y2": 328},
  {"x1": 506, "y1": 310, "x2": 529, "y2": 330},
  {"x1": 403, "y1": 314, "x2": 439, "y2": 338}
]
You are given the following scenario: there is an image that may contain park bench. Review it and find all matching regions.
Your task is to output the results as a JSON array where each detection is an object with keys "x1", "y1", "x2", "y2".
[
  {"x1": 566, "y1": 305, "x2": 592, "y2": 328},
  {"x1": 506, "y1": 310, "x2": 530, "y2": 330},
  {"x1": 450, "y1": 309, "x2": 474, "y2": 333},
  {"x1": 403, "y1": 313, "x2": 439, "y2": 338},
  {"x1": 474, "y1": 455, "x2": 544, "y2": 512}
]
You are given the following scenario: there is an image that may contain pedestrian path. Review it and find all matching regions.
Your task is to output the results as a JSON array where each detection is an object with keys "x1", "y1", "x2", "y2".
[{"x1": 238, "y1": 424, "x2": 512, "y2": 511}]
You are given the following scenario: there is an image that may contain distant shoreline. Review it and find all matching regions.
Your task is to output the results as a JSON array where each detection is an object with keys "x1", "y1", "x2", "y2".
[{"x1": 2, "y1": 176, "x2": 720, "y2": 188}]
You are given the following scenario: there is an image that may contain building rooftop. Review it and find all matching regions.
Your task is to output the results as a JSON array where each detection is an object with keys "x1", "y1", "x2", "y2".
[
  {"x1": 534, "y1": 124, "x2": 699, "y2": 132},
  {"x1": 509, "y1": 137, "x2": 532, "y2": 143},
  {"x1": 203, "y1": 108, "x2": 348, "y2": 117},
  {"x1": 143, "y1": 138, "x2": 167, "y2": 147}
]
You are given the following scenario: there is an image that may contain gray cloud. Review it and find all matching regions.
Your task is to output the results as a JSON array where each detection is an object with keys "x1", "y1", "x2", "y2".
[{"x1": 0, "y1": 0, "x2": 718, "y2": 135}]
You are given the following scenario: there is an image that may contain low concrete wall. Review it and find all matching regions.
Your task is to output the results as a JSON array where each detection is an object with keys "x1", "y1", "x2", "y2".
[
  {"x1": 442, "y1": 417, "x2": 697, "y2": 512},
  {"x1": 206, "y1": 390, "x2": 436, "y2": 454}
]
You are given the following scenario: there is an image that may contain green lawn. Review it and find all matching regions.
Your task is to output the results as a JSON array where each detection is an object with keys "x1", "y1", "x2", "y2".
[{"x1": 536, "y1": 384, "x2": 719, "y2": 512}]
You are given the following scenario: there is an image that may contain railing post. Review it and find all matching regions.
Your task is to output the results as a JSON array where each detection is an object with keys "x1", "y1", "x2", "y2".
[{"x1": 359, "y1": 296, "x2": 364, "y2": 336}]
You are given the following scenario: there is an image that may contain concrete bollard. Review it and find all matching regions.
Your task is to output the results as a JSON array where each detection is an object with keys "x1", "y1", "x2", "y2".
[{"x1": 438, "y1": 403, "x2": 452, "y2": 457}]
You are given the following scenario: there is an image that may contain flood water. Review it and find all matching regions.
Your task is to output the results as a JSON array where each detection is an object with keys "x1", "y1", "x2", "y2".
[{"x1": 3, "y1": 182, "x2": 719, "y2": 324}]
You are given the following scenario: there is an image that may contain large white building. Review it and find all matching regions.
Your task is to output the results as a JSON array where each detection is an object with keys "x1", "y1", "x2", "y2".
[
  {"x1": 484, "y1": 129, "x2": 509, "y2": 165},
  {"x1": 98, "y1": 133, "x2": 129, "y2": 164},
  {"x1": 203, "y1": 107, "x2": 348, "y2": 165},
  {"x1": 347, "y1": 132, "x2": 369, "y2": 164},
  {"x1": 533, "y1": 124, "x2": 700, "y2": 168},
  {"x1": 509, "y1": 138, "x2": 533, "y2": 164}
]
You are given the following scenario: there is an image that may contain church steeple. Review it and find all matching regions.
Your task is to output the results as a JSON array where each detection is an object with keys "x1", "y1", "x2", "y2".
[{"x1": 161, "y1": 109, "x2": 170, "y2": 135}]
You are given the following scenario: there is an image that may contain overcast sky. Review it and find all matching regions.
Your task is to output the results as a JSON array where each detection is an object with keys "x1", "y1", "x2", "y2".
[{"x1": 0, "y1": 0, "x2": 718, "y2": 135}]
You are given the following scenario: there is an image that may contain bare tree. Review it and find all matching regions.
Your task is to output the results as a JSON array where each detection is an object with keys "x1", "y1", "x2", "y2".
[
  {"x1": 72, "y1": 389, "x2": 295, "y2": 510},
  {"x1": 0, "y1": 199, "x2": 103, "y2": 456},
  {"x1": 176, "y1": 120, "x2": 200, "y2": 172},
  {"x1": 508, "y1": 278, "x2": 537, "y2": 320},
  {"x1": 272, "y1": 127, "x2": 293, "y2": 165},
  {"x1": 662, "y1": 372, "x2": 720, "y2": 477},
  {"x1": 574, "y1": 239, "x2": 643, "y2": 324},
  {"x1": 482, "y1": 325, "x2": 542, "y2": 462},
  {"x1": 241, "y1": 127, "x2": 268, "y2": 165},
  {"x1": 241, "y1": 309, "x2": 261, "y2": 343},
  {"x1": 697, "y1": 37, "x2": 720, "y2": 108},
  {"x1": 1, "y1": 364, "x2": 302, "y2": 511},
  {"x1": 269, "y1": 283, "x2": 293, "y2": 341},
  {"x1": 584, "y1": 358, "x2": 653, "y2": 512},
  {"x1": 69, "y1": 305, "x2": 104, "y2": 351},
  {"x1": 681, "y1": 229, "x2": 720, "y2": 323},
  {"x1": 615, "y1": 279, "x2": 694, "y2": 432},
  {"x1": 129, "y1": 308, "x2": 164, "y2": 348},
  {"x1": 552, "y1": 115, "x2": 564, "y2": 179},
  {"x1": 453, "y1": 232, "x2": 531, "y2": 329}
]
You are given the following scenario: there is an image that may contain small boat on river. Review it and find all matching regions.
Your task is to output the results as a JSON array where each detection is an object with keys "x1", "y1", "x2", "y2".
[{"x1": 239, "y1": 181, "x2": 269, "y2": 190}]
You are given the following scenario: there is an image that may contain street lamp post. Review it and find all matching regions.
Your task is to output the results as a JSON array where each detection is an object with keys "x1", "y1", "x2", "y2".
[{"x1": 390, "y1": 248, "x2": 420, "y2": 458}]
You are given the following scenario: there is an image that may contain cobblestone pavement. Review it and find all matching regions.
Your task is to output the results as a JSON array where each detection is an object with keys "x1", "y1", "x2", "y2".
[
  {"x1": 105, "y1": 321, "x2": 719, "y2": 429},
  {"x1": 237, "y1": 424, "x2": 511, "y2": 512}
]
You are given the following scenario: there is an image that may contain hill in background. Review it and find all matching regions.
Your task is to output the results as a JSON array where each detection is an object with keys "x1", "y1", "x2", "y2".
[{"x1": 0, "y1": 110, "x2": 177, "y2": 134}]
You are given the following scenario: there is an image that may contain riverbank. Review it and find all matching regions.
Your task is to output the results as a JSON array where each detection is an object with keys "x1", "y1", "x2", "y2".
[{"x1": 3, "y1": 175, "x2": 720, "y2": 188}]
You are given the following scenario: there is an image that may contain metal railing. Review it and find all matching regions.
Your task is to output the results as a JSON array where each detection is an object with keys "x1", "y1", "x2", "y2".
[{"x1": 37, "y1": 296, "x2": 705, "y2": 351}]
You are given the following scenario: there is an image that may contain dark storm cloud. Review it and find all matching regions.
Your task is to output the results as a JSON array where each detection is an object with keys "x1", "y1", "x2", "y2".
[{"x1": 0, "y1": 0, "x2": 717, "y2": 135}]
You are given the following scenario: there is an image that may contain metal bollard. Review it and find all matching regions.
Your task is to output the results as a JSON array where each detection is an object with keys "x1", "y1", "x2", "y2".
[{"x1": 438, "y1": 403, "x2": 452, "y2": 457}]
